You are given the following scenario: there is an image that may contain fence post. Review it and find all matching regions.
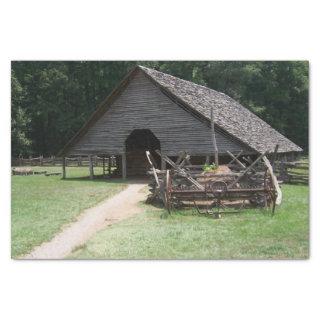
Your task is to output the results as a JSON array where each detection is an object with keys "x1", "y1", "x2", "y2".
[
  {"x1": 108, "y1": 157, "x2": 111, "y2": 175},
  {"x1": 89, "y1": 155, "x2": 94, "y2": 179},
  {"x1": 62, "y1": 157, "x2": 66, "y2": 179}
]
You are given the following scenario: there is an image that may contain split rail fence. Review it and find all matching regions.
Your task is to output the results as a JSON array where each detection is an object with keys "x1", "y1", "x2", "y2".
[
  {"x1": 274, "y1": 160, "x2": 309, "y2": 184},
  {"x1": 12, "y1": 155, "x2": 116, "y2": 168}
]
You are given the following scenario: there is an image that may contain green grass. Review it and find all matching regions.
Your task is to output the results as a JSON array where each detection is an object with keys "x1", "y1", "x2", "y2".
[
  {"x1": 11, "y1": 166, "x2": 126, "y2": 258},
  {"x1": 70, "y1": 184, "x2": 309, "y2": 259}
]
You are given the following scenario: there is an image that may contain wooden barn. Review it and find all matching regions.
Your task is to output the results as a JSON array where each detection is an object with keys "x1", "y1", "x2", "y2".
[{"x1": 59, "y1": 65, "x2": 302, "y2": 178}]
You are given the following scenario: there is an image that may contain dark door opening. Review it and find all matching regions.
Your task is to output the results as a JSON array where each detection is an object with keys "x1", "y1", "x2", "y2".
[{"x1": 125, "y1": 129, "x2": 161, "y2": 176}]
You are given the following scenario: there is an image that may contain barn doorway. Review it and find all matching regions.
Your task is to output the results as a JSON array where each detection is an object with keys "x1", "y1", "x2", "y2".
[{"x1": 125, "y1": 129, "x2": 161, "y2": 176}]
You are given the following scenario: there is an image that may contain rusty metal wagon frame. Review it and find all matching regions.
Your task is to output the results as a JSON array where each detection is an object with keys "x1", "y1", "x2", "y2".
[{"x1": 146, "y1": 149, "x2": 282, "y2": 218}]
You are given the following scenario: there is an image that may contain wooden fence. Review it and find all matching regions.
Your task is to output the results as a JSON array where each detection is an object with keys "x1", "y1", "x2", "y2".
[
  {"x1": 12, "y1": 155, "x2": 116, "y2": 167},
  {"x1": 274, "y1": 160, "x2": 309, "y2": 184}
]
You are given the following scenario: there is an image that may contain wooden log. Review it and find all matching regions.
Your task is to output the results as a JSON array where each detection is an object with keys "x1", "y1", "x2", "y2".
[{"x1": 12, "y1": 167, "x2": 33, "y2": 175}]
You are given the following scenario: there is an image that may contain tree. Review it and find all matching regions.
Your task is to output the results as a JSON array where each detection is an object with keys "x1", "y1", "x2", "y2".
[
  {"x1": 11, "y1": 72, "x2": 31, "y2": 156},
  {"x1": 11, "y1": 61, "x2": 309, "y2": 156}
]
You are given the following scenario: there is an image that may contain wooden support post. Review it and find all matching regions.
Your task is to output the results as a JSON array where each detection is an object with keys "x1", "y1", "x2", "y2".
[
  {"x1": 161, "y1": 156, "x2": 166, "y2": 170},
  {"x1": 210, "y1": 107, "x2": 219, "y2": 167},
  {"x1": 62, "y1": 157, "x2": 66, "y2": 179},
  {"x1": 89, "y1": 155, "x2": 94, "y2": 179},
  {"x1": 271, "y1": 144, "x2": 279, "y2": 170},
  {"x1": 122, "y1": 153, "x2": 127, "y2": 179},
  {"x1": 108, "y1": 157, "x2": 112, "y2": 175},
  {"x1": 102, "y1": 157, "x2": 106, "y2": 177}
]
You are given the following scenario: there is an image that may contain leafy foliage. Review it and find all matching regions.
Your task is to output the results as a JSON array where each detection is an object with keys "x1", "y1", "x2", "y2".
[
  {"x1": 203, "y1": 163, "x2": 218, "y2": 172},
  {"x1": 11, "y1": 73, "x2": 31, "y2": 156},
  {"x1": 11, "y1": 61, "x2": 309, "y2": 156}
]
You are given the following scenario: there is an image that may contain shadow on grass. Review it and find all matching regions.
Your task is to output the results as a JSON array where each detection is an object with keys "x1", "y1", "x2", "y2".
[{"x1": 146, "y1": 201, "x2": 273, "y2": 220}]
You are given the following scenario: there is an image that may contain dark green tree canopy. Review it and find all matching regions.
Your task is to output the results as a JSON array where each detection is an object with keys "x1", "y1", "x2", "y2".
[{"x1": 11, "y1": 61, "x2": 308, "y2": 157}]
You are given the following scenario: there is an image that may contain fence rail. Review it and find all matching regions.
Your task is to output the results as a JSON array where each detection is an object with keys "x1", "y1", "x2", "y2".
[
  {"x1": 274, "y1": 161, "x2": 309, "y2": 184},
  {"x1": 12, "y1": 155, "x2": 116, "y2": 167}
]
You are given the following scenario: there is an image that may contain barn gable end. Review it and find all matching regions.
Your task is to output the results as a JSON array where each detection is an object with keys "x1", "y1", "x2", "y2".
[{"x1": 68, "y1": 70, "x2": 251, "y2": 157}]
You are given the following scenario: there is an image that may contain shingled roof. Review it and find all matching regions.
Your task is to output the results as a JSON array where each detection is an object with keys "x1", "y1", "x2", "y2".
[{"x1": 139, "y1": 66, "x2": 302, "y2": 153}]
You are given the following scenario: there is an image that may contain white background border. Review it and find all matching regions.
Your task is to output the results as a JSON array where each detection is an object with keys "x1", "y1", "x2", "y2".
[{"x1": 1, "y1": 1, "x2": 319, "y2": 319}]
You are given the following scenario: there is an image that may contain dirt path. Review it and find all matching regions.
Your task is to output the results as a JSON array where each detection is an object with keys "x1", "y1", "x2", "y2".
[{"x1": 23, "y1": 183, "x2": 147, "y2": 259}]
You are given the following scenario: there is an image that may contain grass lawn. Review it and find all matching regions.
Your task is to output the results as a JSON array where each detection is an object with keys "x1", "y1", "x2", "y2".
[
  {"x1": 11, "y1": 166, "x2": 126, "y2": 258},
  {"x1": 70, "y1": 184, "x2": 309, "y2": 259}
]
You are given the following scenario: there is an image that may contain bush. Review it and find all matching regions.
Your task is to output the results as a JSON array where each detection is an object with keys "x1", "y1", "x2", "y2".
[{"x1": 202, "y1": 163, "x2": 218, "y2": 172}]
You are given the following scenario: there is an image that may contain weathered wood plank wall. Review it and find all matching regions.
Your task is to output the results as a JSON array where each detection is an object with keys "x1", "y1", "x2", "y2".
[{"x1": 68, "y1": 70, "x2": 251, "y2": 156}]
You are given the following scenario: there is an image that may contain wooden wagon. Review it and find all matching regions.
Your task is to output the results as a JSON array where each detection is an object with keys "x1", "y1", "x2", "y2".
[{"x1": 146, "y1": 150, "x2": 282, "y2": 218}]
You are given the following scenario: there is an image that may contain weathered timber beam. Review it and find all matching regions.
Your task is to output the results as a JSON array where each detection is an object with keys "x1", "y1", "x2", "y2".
[
  {"x1": 175, "y1": 151, "x2": 187, "y2": 165},
  {"x1": 228, "y1": 150, "x2": 243, "y2": 165},
  {"x1": 210, "y1": 107, "x2": 219, "y2": 166},
  {"x1": 262, "y1": 155, "x2": 282, "y2": 205},
  {"x1": 227, "y1": 150, "x2": 246, "y2": 169},
  {"x1": 161, "y1": 156, "x2": 166, "y2": 170},
  {"x1": 228, "y1": 152, "x2": 266, "y2": 189},
  {"x1": 146, "y1": 151, "x2": 160, "y2": 187},
  {"x1": 155, "y1": 150, "x2": 204, "y2": 190},
  {"x1": 271, "y1": 144, "x2": 279, "y2": 170}
]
